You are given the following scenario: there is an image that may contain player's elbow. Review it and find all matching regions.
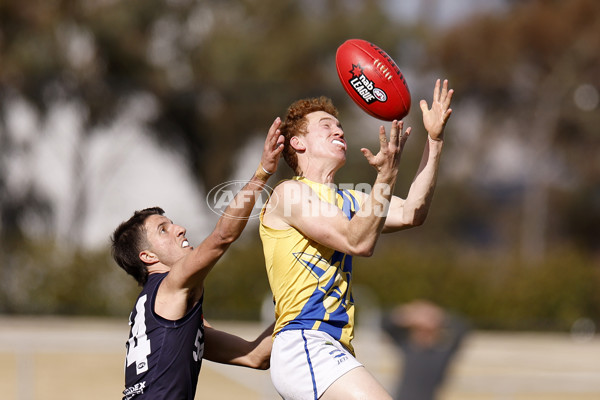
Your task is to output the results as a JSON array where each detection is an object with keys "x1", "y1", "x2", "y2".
[
  {"x1": 405, "y1": 207, "x2": 429, "y2": 228},
  {"x1": 409, "y1": 216, "x2": 426, "y2": 227},
  {"x1": 411, "y1": 211, "x2": 428, "y2": 227},
  {"x1": 348, "y1": 242, "x2": 376, "y2": 257},
  {"x1": 356, "y1": 248, "x2": 375, "y2": 257}
]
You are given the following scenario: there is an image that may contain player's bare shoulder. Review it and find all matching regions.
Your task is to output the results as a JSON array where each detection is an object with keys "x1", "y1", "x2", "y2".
[{"x1": 262, "y1": 179, "x2": 302, "y2": 229}]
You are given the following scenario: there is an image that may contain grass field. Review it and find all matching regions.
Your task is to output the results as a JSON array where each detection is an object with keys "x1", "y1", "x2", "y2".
[{"x1": 0, "y1": 316, "x2": 598, "y2": 399}]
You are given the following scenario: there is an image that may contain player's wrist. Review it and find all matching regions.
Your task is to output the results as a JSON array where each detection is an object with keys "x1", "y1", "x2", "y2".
[
  {"x1": 428, "y1": 134, "x2": 443, "y2": 143},
  {"x1": 375, "y1": 170, "x2": 397, "y2": 188},
  {"x1": 255, "y1": 163, "x2": 274, "y2": 182}
]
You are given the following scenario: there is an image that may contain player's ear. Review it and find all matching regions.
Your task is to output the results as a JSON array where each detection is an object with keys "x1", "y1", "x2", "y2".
[
  {"x1": 139, "y1": 250, "x2": 158, "y2": 264},
  {"x1": 290, "y1": 136, "x2": 306, "y2": 152}
]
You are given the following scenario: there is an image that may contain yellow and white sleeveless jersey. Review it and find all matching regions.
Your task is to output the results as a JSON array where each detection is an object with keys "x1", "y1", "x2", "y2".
[{"x1": 259, "y1": 176, "x2": 362, "y2": 354}]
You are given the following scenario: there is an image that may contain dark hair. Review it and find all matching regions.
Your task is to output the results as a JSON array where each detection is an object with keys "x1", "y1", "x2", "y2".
[
  {"x1": 280, "y1": 96, "x2": 338, "y2": 174},
  {"x1": 111, "y1": 207, "x2": 165, "y2": 286}
]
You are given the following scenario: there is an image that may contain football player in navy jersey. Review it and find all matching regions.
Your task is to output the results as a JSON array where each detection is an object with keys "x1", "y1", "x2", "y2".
[{"x1": 111, "y1": 117, "x2": 284, "y2": 399}]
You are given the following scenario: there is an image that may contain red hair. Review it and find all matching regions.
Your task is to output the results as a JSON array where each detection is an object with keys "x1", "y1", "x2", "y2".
[{"x1": 280, "y1": 96, "x2": 338, "y2": 174}]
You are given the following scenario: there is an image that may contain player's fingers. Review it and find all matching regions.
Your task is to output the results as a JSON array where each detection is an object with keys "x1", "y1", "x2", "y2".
[
  {"x1": 378, "y1": 125, "x2": 388, "y2": 149},
  {"x1": 440, "y1": 79, "x2": 449, "y2": 101},
  {"x1": 443, "y1": 88, "x2": 454, "y2": 109},
  {"x1": 264, "y1": 121, "x2": 279, "y2": 152},
  {"x1": 361, "y1": 147, "x2": 374, "y2": 162},
  {"x1": 400, "y1": 126, "x2": 411, "y2": 150},
  {"x1": 271, "y1": 131, "x2": 285, "y2": 153},
  {"x1": 419, "y1": 99, "x2": 429, "y2": 114},
  {"x1": 443, "y1": 108, "x2": 453, "y2": 123},
  {"x1": 389, "y1": 120, "x2": 400, "y2": 146},
  {"x1": 276, "y1": 132, "x2": 285, "y2": 146},
  {"x1": 433, "y1": 78, "x2": 441, "y2": 102},
  {"x1": 262, "y1": 119, "x2": 284, "y2": 171},
  {"x1": 267, "y1": 117, "x2": 282, "y2": 140}
]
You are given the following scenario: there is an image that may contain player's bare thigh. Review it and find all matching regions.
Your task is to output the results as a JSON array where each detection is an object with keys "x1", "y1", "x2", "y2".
[{"x1": 319, "y1": 366, "x2": 392, "y2": 400}]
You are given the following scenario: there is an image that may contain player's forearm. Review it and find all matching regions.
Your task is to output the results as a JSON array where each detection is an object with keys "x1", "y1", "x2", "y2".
[
  {"x1": 213, "y1": 168, "x2": 270, "y2": 244},
  {"x1": 346, "y1": 173, "x2": 396, "y2": 256},
  {"x1": 203, "y1": 323, "x2": 273, "y2": 369},
  {"x1": 402, "y1": 138, "x2": 443, "y2": 225},
  {"x1": 203, "y1": 328, "x2": 254, "y2": 367}
]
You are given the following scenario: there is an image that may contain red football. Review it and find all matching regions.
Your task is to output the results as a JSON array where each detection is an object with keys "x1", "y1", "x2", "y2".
[{"x1": 336, "y1": 39, "x2": 411, "y2": 121}]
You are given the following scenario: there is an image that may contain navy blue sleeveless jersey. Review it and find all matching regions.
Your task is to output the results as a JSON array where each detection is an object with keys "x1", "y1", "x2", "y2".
[{"x1": 123, "y1": 273, "x2": 204, "y2": 400}]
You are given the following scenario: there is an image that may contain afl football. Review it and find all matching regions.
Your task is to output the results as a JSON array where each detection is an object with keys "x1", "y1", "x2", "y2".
[{"x1": 336, "y1": 39, "x2": 411, "y2": 121}]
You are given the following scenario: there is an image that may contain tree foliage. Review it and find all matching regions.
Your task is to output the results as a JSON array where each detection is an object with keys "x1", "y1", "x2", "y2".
[
  {"x1": 1, "y1": 0, "x2": 401, "y2": 188},
  {"x1": 426, "y1": 0, "x2": 600, "y2": 257},
  {"x1": 0, "y1": 0, "x2": 407, "y2": 246},
  {"x1": 1, "y1": 1, "x2": 599, "y2": 327}
]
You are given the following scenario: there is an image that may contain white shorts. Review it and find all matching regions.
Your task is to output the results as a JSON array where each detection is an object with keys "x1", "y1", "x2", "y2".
[{"x1": 270, "y1": 329, "x2": 362, "y2": 400}]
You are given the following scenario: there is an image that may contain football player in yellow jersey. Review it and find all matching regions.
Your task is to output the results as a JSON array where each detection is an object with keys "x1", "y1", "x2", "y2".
[{"x1": 260, "y1": 79, "x2": 453, "y2": 400}]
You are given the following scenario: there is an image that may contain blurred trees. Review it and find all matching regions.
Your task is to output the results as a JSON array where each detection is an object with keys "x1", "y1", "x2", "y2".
[
  {"x1": 1, "y1": 0, "x2": 401, "y2": 187},
  {"x1": 0, "y1": 0, "x2": 599, "y2": 328},
  {"x1": 427, "y1": 0, "x2": 600, "y2": 260},
  {"x1": 0, "y1": 0, "x2": 404, "y2": 312},
  {"x1": 0, "y1": 0, "x2": 403, "y2": 241}
]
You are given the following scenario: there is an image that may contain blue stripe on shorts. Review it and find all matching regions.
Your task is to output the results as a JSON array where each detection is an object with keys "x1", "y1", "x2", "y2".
[{"x1": 301, "y1": 330, "x2": 318, "y2": 400}]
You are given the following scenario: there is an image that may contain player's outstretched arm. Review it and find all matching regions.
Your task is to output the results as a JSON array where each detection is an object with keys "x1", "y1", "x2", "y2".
[
  {"x1": 270, "y1": 120, "x2": 409, "y2": 257},
  {"x1": 210, "y1": 117, "x2": 284, "y2": 242},
  {"x1": 383, "y1": 79, "x2": 453, "y2": 232},
  {"x1": 166, "y1": 119, "x2": 284, "y2": 297},
  {"x1": 203, "y1": 320, "x2": 275, "y2": 369}
]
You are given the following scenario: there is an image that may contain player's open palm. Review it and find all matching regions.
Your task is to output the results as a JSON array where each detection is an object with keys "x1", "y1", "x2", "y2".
[
  {"x1": 420, "y1": 79, "x2": 453, "y2": 141},
  {"x1": 361, "y1": 120, "x2": 410, "y2": 178}
]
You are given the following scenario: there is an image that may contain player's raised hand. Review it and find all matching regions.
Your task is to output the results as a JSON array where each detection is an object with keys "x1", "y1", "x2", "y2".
[
  {"x1": 259, "y1": 117, "x2": 285, "y2": 177},
  {"x1": 361, "y1": 120, "x2": 411, "y2": 179},
  {"x1": 420, "y1": 79, "x2": 453, "y2": 141}
]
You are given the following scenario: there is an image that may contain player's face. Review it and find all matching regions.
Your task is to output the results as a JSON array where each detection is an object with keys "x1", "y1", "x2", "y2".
[
  {"x1": 142, "y1": 214, "x2": 192, "y2": 266},
  {"x1": 304, "y1": 111, "x2": 347, "y2": 161}
]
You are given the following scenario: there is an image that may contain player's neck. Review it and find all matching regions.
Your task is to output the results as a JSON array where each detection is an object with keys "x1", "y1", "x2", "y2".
[
  {"x1": 147, "y1": 262, "x2": 170, "y2": 276},
  {"x1": 298, "y1": 161, "x2": 340, "y2": 184}
]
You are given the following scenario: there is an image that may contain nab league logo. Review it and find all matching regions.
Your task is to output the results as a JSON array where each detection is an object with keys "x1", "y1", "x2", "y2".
[{"x1": 348, "y1": 64, "x2": 387, "y2": 104}]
